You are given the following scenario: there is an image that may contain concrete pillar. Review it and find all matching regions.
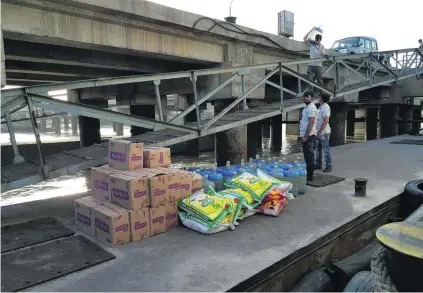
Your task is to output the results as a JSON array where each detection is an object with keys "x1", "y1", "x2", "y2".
[
  {"x1": 366, "y1": 108, "x2": 378, "y2": 141},
  {"x1": 78, "y1": 100, "x2": 108, "y2": 147},
  {"x1": 247, "y1": 122, "x2": 260, "y2": 159},
  {"x1": 346, "y1": 109, "x2": 355, "y2": 137},
  {"x1": 398, "y1": 105, "x2": 413, "y2": 135},
  {"x1": 115, "y1": 123, "x2": 124, "y2": 136},
  {"x1": 52, "y1": 116, "x2": 61, "y2": 134},
  {"x1": 130, "y1": 105, "x2": 155, "y2": 136},
  {"x1": 39, "y1": 118, "x2": 47, "y2": 132},
  {"x1": 256, "y1": 121, "x2": 263, "y2": 149},
  {"x1": 183, "y1": 106, "x2": 199, "y2": 157},
  {"x1": 216, "y1": 101, "x2": 247, "y2": 166},
  {"x1": 71, "y1": 116, "x2": 78, "y2": 135},
  {"x1": 411, "y1": 106, "x2": 422, "y2": 134},
  {"x1": 63, "y1": 115, "x2": 69, "y2": 131},
  {"x1": 271, "y1": 115, "x2": 282, "y2": 150},
  {"x1": 263, "y1": 118, "x2": 271, "y2": 138},
  {"x1": 113, "y1": 122, "x2": 117, "y2": 132},
  {"x1": 329, "y1": 102, "x2": 347, "y2": 146},
  {"x1": 1, "y1": 29, "x2": 6, "y2": 87},
  {"x1": 4, "y1": 111, "x2": 25, "y2": 164},
  {"x1": 380, "y1": 104, "x2": 398, "y2": 138}
]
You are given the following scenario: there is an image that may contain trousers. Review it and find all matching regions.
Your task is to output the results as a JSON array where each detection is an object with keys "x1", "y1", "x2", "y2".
[
  {"x1": 316, "y1": 133, "x2": 332, "y2": 168},
  {"x1": 307, "y1": 65, "x2": 323, "y2": 86},
  {"x1": 301, "y1": 135, "x2": 317, "y2": 181}
]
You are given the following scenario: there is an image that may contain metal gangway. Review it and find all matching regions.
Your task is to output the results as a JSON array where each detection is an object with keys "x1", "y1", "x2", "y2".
[{"x1": 1, "y1": 48, "x2": 422, "y2": 191}]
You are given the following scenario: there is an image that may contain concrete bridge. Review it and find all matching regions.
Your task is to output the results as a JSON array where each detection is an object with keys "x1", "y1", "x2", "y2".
[{"x1": 1, "y1": 0, "x2": 423, "y2": 191}]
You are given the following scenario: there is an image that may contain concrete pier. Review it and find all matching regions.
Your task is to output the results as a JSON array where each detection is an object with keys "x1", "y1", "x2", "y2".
[
  {"x1": 216, "y1": 101, "x2": 247, "y2": 166},
  {"x1": 3, "y1": 135, "x2": 422, "y2": 292},
  {"x1": 63, "y1": 115, "x2": 69, "y2": 131},
  {"x1": 115, "y1": 123, "x2": 124, "y2": 136},
  {"x1": 70, "y1": 116, "x2": 78, "y2": 135},
  {"x1": 412, "y1": 106, "x2": 422, "y2": 134},
  {"x1": 366, "y1": 108, "x2": 378, "y2": 140},
  {"x1": 329, "y1": 102, "x2": 347, "y2": 146},
  {"x1": 183, "y1": 107, "x2": 199, "y2": 157},
  {"x1": 130, "y1": 105, "x2": 155, "y2": 136},
  {"x1": 398, "y1": 105, "x2": 413, "y2": 135},
  {"x1": 78, "y1": 100, "x2": 107, "y2": 147},
  {"x1": 247, "y1": 122, "x2": 259, "y2": 159},
  {"x1": 346, "y1": 109, "x2": 355, "y2": 137},
  {"x1": 271, "y1": 115, "x2": 282, "y2": 150},
  {"x1": 38, "y1": 118, "x2": 47, "y2": 132},
  {"x1": 380, "y1": 104, "x2": 398, "y2": 138},
  {"x1": 52, "y1": 116, "x2": 61, "y2": 134},
  {"x1": 256, "y1": 122, "x2": 263, "y2": 149}
]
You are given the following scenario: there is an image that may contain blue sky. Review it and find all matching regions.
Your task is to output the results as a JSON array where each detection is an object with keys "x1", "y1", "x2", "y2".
[{"x1": 149, "y1": 0, "x2": 421, "y2": 51}]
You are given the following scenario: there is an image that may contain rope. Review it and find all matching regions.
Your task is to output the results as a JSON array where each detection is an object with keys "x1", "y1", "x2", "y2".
[{"x1": 371, "y1": 247, "x2": 398, "y2": 292}]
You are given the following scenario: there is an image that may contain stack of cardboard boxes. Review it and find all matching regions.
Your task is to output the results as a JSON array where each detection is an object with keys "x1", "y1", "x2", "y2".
[{"x1": 74, "y1": 139, "x2": 203, "y2": 245}]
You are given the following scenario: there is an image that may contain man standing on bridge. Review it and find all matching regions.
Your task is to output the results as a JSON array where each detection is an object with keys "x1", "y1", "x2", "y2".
[
  {"x1": 303, "y1": 29, "x2": 326, "y2": 90},
  {"x1": 299, "y1": 91, "x2": 318, "y2": 182}
]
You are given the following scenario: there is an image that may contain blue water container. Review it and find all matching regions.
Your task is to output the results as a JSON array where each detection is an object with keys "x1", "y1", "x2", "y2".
[
  {"x1": 209, "y1": 171, "x2": 224, "y2": 192},
  {"x1": 284, "y1": 169, "x2": 299, "y2": 196},
  {"x1": 297, "y1": 168, "x2": 307, "y2": 194},
  {"x1": 221, "y1": 169, "x2": 237, "y2": 184},
  {"x1": 199, "y1": 170, "x2": 213, "y2": 177},
  {"x1": 268, "y1": 168, "x2": 285, "y2": 182}
]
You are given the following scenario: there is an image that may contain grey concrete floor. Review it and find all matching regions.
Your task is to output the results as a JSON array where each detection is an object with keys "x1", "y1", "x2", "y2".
[{"x1": 2, "y1": 135, "x2": 423, "y2": 292}]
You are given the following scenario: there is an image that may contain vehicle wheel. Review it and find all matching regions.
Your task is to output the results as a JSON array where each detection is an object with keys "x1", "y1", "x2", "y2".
[
  {"x1": 343, "y1": 271, "x2": 375, "y2": 292},
  {"x1": 400, "y1": 179, "x2": 423, "y2": 218}
]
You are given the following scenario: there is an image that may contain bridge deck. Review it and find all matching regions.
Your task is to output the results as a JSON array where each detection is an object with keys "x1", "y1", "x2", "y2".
[{"x1": 1, "y1": 99, "x2": 303, "y2": 191}]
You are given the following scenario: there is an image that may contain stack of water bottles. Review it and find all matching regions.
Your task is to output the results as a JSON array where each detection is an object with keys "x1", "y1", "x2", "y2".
[{"x1": 187, "y1": 155, "x2": 309, "y2": 196}]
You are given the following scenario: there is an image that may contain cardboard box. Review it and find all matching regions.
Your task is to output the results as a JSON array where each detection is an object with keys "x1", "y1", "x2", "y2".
[
  {"x1": 165, "y1": 202, "x2": 178, "y2": 230},
  {"x1": 191, "y1": 173, "x2": 202, "y2": 194},
  {"x1": 93, "y1": 201, "x2": 131, "y2": 245},
  {"x1": 110, "y1": 173, "x2": 149, "y2": 210},
  {"x1": 139, "y1": 169, "x2": 168, "y2": 207},
  {"x1": 109, "y1": 140, "x2": 143, "y2": 171},
  {"x1": 129, "y1": 208, "x2": 150, "y2": 242},
  {"x1": 90, "y1": 167, "x2": 113, "y2": 202},
  {"x1": 156, "y1": 167, "x2": 181, "y2": 203},
  {"x1": 74, "y1": 196, "x2": 102, "y2": 236},
  {"x1": 149, "y1": 206, "x2": 166, "y2": 236},
  {"x1": 179, "y1": 171, "x2": 193, "y2": 200},
  {"x1": 143, "y1": 147, "x2": 171, "y2": 168}
]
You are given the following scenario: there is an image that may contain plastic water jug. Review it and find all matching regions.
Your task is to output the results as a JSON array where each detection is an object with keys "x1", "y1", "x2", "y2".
[
  {"x1": 209, "y1": 171, "x2": 224, "y2": 192},
  {"x1": 199, "y1": 170, "x2": 213, "y2": 177},
  {"x1": 307, "y1": 26, "x2": 323, "y2": 43},
  {"x1": 202, "y1": 175, "x2": 215, "y2": 193},
  {"x1": 221, "y1": 169, "x2": 237, "y2": 184},
  {"x1": 297, "y1": 168, "x2": 307, "y2": 195},
  {"x1": 284, "y1": 169, "x2": 299, "y2": 196},
  {"x1": 268, "y1": 167, "x2": 285, "y2": 182},
  {"x1": 248, "y1": 157, "x2": 257, "y2": 170}
]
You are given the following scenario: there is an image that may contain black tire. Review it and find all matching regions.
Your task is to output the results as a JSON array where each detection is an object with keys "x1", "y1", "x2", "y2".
[
  {"x1": 291, "y1": 268, "x2": 333, "y2": 292},
  {"x1": 404, "y1": 179, "x2": 423, "y2": 197},
  {"x1": 343, "y1": 271, "x2": 374, "y2": 292},
  {"x1": 400, "y1": 179, "x2": 423, "y2": 218}
]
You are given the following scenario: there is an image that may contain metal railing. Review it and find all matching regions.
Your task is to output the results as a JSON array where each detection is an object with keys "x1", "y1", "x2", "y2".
[{"x1": 1, "y1": 47, "x2": 422, "y2": 178}]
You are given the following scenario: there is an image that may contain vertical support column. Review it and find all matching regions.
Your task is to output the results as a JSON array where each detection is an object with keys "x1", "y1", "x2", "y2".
[
  {"x1": 183, "y1": 105, "x2": 200, "y2": 157},
  {"x1": 115, "y1": 122, "x2": 124, "y2": 136},
  {"x1": 366, "y1": 108, "x2": 378, "y2": 140},
  {"x1": 63, "y1": 115, "x2": 69, "y2": 131},
  {"x1": 4, "y1": 111, "x2": 25, "y2": 164},
  {"x1": 398, "y1": 105, "x2": 413, "y2": 135},
  {"x1": 329, "y1": 102, "x2": 347, "y2": 146},
  {"x1": 67, "y1": 90, "x2": 79, "y2": 135},
  {"x1": 52, "y1": 116, "x2": 61, "y2": 134},
  {"x1": 380, "y1": 104, "x2": 399, "y2": 138},
  {"x1": 39, "y1": 117, "x2": 47, "y2": 132},
  {"x1": 247, "y1": 122, "x2": 259, "y2": 159},
  {"x1": 1, "y1": 29, "x2": 6, "y2": 87},
  {"x1": 346, "y1": 109, "x2": 355, "y2": 137},
  {"x1": 78, "y1": 99, "x2": 107, "y2": 147},
  {"x1": 130, "y1": 105, "x2": 155, "y2": 136},
  {"x1": 215, "y1": 101, "x2": 247, "y2": 166},
  {"x1": 26, "y1": 95, "x2": 48, "y2": 178},
  {"x1": 411, "y1": 106, "x2": 422, "y2": 134},
  {"x1": 256, "y1": 121, "x2": 263, "y2": 149},
  {"x1": 262, "y1": 118, "x2": 271, "y2": 138},
  {"x1": 271, "y1": 115, "x2": 282, "y2": 150}
]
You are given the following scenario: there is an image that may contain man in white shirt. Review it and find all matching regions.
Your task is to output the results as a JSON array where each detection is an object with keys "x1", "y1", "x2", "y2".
[
  {"x1": 315, "y1": 93, "x2": 332, "y2": 172},
  {"x1": 303, "y1": 29, "x2": 326, "y2": 88},
  {"x1": 299, "y1": 91, "x2": 318, "y2": 182}
]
